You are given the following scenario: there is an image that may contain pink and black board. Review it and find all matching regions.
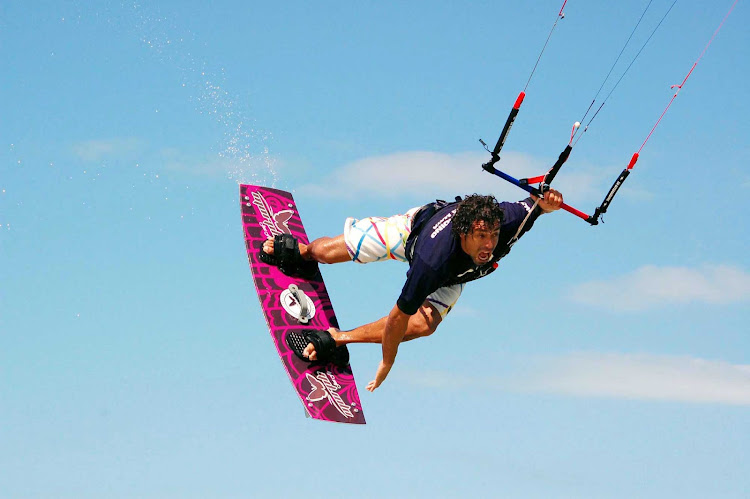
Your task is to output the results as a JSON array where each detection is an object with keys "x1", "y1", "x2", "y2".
[{"x1": 239, "y1": 184, "x2": 365, "y2": 424}]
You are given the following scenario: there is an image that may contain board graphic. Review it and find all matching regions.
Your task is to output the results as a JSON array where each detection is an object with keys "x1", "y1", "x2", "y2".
[{"x1": 240, "y1": 184, "x2": 366, "y2": 424}]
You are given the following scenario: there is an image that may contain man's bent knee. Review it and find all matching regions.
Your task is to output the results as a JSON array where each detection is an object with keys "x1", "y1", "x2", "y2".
[{"x1": 404, "y1": 302, "x2": 442, "y2": 341}]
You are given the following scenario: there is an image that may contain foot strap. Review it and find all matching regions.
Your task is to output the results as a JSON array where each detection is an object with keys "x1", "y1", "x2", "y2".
[
  {"x1": 285, "y1": 329, "x2": 349, "y2": 368},
  {"x1": 258, "y1": 234, "x2": 319, "y2": 278}
]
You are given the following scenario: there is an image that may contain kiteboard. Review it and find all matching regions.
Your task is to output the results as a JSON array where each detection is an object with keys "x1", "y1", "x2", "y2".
[{"x1": 239, "y1": 184, "x2": 366, "y2": 424}]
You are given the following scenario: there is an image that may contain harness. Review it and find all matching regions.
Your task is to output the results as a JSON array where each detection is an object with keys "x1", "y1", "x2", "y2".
[{"x1": 404, "y1": 197, "x2": 461, "y2": 264}]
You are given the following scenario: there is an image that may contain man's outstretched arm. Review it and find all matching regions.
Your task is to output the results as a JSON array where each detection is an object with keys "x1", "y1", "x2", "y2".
[{"x1": 366, "y1": 304, "x2": 410, "y2": 392}]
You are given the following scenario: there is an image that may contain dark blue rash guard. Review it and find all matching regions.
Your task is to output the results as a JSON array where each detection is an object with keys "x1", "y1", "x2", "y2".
[{"x1": 396, "y1": 197, "x2": 542, "y2": 315}]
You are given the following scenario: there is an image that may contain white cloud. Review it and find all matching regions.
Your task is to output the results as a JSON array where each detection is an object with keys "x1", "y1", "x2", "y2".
[
  {"x1": 400, "y1": 353, "x2": 750, "y2": 406},
  {"x1": 70, "y1": 139, "x2": 278, "y2": 184},
  {"x1": 72, "y1": 138, "x2": 144, "y2": 161},
  {"x1": 512, "y1": 353, "x2": 750, "y2": 406},
  {"x1": 297, "y1": 150, "x2": 608, "y2": 202},
  {"x1": 568, "y1": 264, "x2": 750, "y2": 311}
]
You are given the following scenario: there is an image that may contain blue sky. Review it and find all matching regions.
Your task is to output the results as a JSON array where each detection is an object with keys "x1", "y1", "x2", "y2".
[{"x1": 2, "y1": 1, "x2": 748, "y2": 497}]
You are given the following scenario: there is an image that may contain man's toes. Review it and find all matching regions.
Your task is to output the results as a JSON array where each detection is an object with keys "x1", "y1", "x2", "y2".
[
  {"x1": 303, "y1": 343, "x2": 317, "y2": 361},
  {"x1": 262, "y1": 239, "x2": 274, "y2": 254}
]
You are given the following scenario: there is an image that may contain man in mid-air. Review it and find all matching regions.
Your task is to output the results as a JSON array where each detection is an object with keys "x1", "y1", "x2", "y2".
[{"x1": 260, "y1": 189, "x2": 563, "y2": 391}]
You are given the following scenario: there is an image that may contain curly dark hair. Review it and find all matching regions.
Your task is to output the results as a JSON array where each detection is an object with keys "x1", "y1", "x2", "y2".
[{"x1": 451, "y1": 194, "x2": 503, "y2": 237}]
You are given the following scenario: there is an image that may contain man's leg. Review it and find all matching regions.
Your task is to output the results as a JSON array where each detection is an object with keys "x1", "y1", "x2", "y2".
[
  {"x1": 303, "y1": 301, "x2": 442, "y2": 360},
  {"x1": 262, "y1": 234, "x2": 351, "y2": 264},
  {"x1": 263, "y1": 206, "x2": 422, "y2": 266}
]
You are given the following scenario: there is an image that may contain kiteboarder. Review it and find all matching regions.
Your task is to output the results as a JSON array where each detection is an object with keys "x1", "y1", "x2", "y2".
[{"x1": 260, "y1": 190, "x2": 563, "y2": 391}]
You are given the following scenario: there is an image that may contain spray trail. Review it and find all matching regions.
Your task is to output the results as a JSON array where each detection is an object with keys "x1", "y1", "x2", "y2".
[{"x1": 124, "y1": 2, "x2": 277, "y2": 186}]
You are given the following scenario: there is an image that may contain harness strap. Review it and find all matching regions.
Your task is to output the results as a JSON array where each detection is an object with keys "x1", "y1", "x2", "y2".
[{"x1": 508, "y1": 198, "x2": 540, "y2": 249}]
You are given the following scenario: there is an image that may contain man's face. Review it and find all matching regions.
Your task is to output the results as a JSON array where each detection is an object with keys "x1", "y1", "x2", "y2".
[{"x1": 459, "y1": 220, "x2": 500, "y2": 265}]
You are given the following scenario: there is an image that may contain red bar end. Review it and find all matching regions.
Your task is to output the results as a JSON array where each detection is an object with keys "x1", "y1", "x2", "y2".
[{"x1": 627, "y1": 152, "x2": 639, "y2": 170}]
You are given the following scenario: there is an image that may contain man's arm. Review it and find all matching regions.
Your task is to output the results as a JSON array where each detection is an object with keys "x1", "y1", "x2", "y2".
[{"x1": 365, "y1": 304, "x2": 410, "y2": 392}]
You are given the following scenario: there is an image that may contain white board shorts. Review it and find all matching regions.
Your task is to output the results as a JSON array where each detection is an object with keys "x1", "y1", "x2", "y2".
[{"x1": 343, "y1": 208, "x2": 464, "y2": 317}]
